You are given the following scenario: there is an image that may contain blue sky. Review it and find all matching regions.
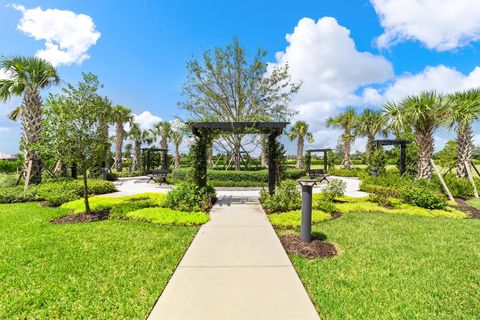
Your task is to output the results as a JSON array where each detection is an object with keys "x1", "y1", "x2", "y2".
[{"x1": 1, "y1": 0, "x2": 480, "y2": 154}]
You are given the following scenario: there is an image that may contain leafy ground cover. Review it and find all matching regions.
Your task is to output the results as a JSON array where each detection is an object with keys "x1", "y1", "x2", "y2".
[
  {"x1": 268, "y1": 209, "x2": 331, "y2": 227},
  {"x1": 283, "y1": 213, "x2": 480, "y2": 319},
  {"x1": 0, "y1": 202, "x2": 198, "y2": 319},
  {"x1": 127, "y1": 207, "x2": 209, "y2": 226}
]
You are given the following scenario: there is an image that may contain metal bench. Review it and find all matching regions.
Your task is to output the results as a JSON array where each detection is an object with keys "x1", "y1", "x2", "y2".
[
  {"x1": 308, "y1": 169, "x2": 329, "y2": 183},
  {"x1": 146, "y1": 169, "x2": 169, "y2": 184}
]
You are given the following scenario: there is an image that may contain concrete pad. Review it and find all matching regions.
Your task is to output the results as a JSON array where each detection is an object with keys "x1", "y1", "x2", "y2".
[
  {"x1": 208, "y1": 207, "x2": 269, "y2": 227},
  {"x1": 148, "y1": 266, "x2": 320, "y2": 320},
  {"x1": 179, "y1": 226, "x2": 291, "y2": 267}
]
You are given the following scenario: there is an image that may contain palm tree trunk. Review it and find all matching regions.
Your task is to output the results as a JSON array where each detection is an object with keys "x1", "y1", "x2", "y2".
[
  {"x1": 115, "y1": 122, "x2": 123, "y2": 172},
  {"x1": 132, "y1": 140, "x2": 141, "y2": 171},
  {"x1": 343, "y1": 140, "x2": 351, "y2": 170},
  {"x1": 416, "y1": 130, "x2": 434, "y2": 179},
  {"x1": 296, "y1": 137, "x2": 304, "y2": 169},
  {"x1": 22, "y1": 88, "x2": 43, "y2": 184},
  {"x1": 174, "y1": 143, "x2": 181, "y2": 168},
  {"x1": 366, "y1": 135, "x2": 374, "y2": 161},
  {"x1": 456, "y1": 124, "x2": 473, "y2": 178}
]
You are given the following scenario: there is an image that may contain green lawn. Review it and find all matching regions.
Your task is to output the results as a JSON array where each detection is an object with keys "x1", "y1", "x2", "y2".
[
  {"x1": 0, "y1": 203, "x2": 198, "y2": 319},
  {"x1": 285, "y1": 213, "x2": 480, "y2": 320}
]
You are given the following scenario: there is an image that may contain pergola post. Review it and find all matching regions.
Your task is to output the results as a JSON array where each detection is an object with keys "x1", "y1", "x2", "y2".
[
  {"x1": 400, "y1": 143, "x2": 406, "y2": 176},
  {"x1": 267, "y1": 132, "x2": 277, "y2": 195},
  {"x1": 192, "y1": 128, "x2": 209, "y2": 189},
  {"x1": 323, "y1": 150, "x2": 328, "y2": 173}
]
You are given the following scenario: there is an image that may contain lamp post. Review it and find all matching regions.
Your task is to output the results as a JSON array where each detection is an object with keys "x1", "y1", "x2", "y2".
[{"x1": 298, "y1": 179, "x2": 317, "y2": 243}]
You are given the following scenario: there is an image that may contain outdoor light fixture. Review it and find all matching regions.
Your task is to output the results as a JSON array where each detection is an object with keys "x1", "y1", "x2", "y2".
[{"x1": 298, "y1": 179, "x2": 317, "y2": 243}]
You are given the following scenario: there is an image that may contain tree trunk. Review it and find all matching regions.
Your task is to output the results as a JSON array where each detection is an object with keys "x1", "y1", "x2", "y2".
[
  {"x1": 343, "y1": 140, "x2": 351, "y2": 170},
  {"x1": 132, "y1": 140, "x2": 141, "y2": 171},
  {"x1": 115, "y1": 122, "x2": 123, "y2": 172},
  {"x1": 366, "y1": 135, "x2": 374, "y2": 162},
  {"x1": 207, "y1": 143, "x2": 213, "y2": 166},
  {"x1": 296, "y1": 137, "x2": 304, "y2": 169},
  {"x1": 83, "y1": 168, "x2": 91, "y2": 214},
  {"x1": 416, "y1": 130, "x2": 434, "y2": 179},
  {"x1": 233, "y1": 143, "x2": 241, "y2": 171},
  {"x1": 174, "y1": 143, "x2": 181, "y2": 168},
  {"x1": 21, "y1": 88, "x2": 43, "y2": 185},
  {"x1": 456, "y1": 124, "x2": 473, "y2": 178}
]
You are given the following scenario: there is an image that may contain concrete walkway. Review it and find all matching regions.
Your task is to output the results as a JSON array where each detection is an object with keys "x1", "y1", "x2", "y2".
[{"x1": 148, "y1": 195, "x2": 320, "y2": 320}]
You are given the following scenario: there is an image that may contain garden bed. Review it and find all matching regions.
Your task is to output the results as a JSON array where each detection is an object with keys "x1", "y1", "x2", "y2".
[
  {"x1": 51, "y1": 209, "x2": 110, "y2": 224},
  {"x1": 279, "y1": 234, "x2": 337, "y2": 259}
]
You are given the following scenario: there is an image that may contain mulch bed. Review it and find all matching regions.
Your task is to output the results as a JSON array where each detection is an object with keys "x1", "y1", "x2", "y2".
[
  {"x1": 453, "y1": 198, "x2": 480, "y2": 219},
  {"x1": 279, "y1": 234, "x2": 337, "y2": 259},
  {"x1": 330, "y1": 211, "x2": 342, "y2": 220},
  {"x1": 51, "y1": 210, "x2": 110, "y2": 224}
]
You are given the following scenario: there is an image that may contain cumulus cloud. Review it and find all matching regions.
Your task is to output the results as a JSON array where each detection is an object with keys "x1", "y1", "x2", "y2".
[
  {"x1": 10, "y1": 4, "x2": 101, "y2": 66},
  {"x1": 133, "y1": 111, "x2": 162, "y2": 131},
  {"x1": 369, "y1": 65, "x2": 480, "y2": 103},
  {"x1": 371, "y1": 0, "x2": 480, "y2": 51},
  {"x1": 270, "y1": 17, "x2": 393, "y2": 150}
]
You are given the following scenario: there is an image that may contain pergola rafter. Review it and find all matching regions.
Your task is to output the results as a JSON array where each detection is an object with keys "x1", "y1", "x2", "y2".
[{"x1": 373, "y1": 139, "x2": 411, "y2": 176}]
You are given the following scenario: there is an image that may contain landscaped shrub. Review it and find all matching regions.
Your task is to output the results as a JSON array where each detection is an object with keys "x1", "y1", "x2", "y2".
[
  {"x1": 260, "y1": 179, "x2": 301, "y2": 213},
  {"x1": 321, "y1": 178, "x2": 346, "y2": 201},
  {"x1": 400, "y1": 187, "x2": 446, "y2": 210},
  {"x1": 169, "y1": 168, "x2": 306, "y2": 185},
  {"x1": 0, "y1": 160, "x2": 22, "y2": 173},
  {"x1": 329, "y1": 168, "x2": 366, "y2": 178},
  {"x1": 165, "y1": 182, "x2": 216, "y2": 212},
  {"x1": 442, "y1": 175, "x2": 474, "y2": 198},
  {"x1": 0, "y1": 179, "x2": 116, "y2": 206},
  {"x1": 367, "y1": 148, "x2": 387, "y2": 176},
  {"x1": 105, "y1": 172, "x2": 118, "y2": 181},
  {"x1": 368, "y1": 193, "x2": 390, "y2": 207},
  {"x1": 315, "y1": 200, "x2": 336, "y2": 213}
]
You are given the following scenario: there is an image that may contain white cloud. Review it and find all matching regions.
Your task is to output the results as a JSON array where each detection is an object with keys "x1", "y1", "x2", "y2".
[
  {"x1": 10, "y1": 4, "x2": 101, "y2": 66},
  {"x1": 371, "y1": 0, "x2": 480, "y2": 51},
  {"x1": 371, "y1": 65, "x2": 480, "y2": 103},
  {"x1": 133, "y1": 111, "x2": 162, "y2": 131},
  {"x1": 270, "y1": 17, "x2": 393, "y2": 151}
]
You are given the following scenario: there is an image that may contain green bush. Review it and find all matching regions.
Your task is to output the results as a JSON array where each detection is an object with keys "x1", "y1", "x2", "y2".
[
  {"x1": 315, "y1": 200, "x2": 336, "y2": 213},
  {"x1": 0, "y1": 160, "x2": 22, "y2": 173},
  {"x1": 0, "y1": 179, "x2": 115, "y2": 206},
  {"x1": 329, "y1": 168, "x2": 366, "y2": 178},
  {"x1": 126, "y1": 207, "x2": 209, "y2": 226},
  {"x1": 268, "y1": 210, "x2": 331, "y2": 228},
  {"x1": 321, "y1": 178, "x2": 346, "y2": 201},
  {"x1": 169, "y1": 168, "x2": 306, "y2": 184},
  {"x1": 165, "y1": 182, "x2": 216, "y2": 212},
  {"x1": 401, "y1": 187, "x2": 446, "y2": 210},
  {"x1": 442, "y1": 175, "x2": 474, "y2": 198},
  {"x1": 105, "y1": 172, "x2": 118, "y2": 181},
  {"x1": 260, "y1": 179, "x2": 301, "y2": 213},
  {"x1": 368, "y1": 193, "x2": 390, "y2": 207}
]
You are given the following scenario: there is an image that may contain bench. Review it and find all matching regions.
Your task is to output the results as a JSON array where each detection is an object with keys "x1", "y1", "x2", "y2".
[
  {"x1": 146, "y1": 169, "x2": 169, "y2": 183},
  {"x1": 308, "y1": 169, "x2": 329, "y2": 183}
]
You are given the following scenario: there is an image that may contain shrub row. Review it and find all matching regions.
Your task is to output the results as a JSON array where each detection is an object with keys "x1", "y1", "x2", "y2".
[
  {"x1": 170, "y1": 168, "x2": 306, "y2": 183},
  {"x1": 329, "y1": 168, "x2": 366, "y2": 178},
  {"x1": 0, "y1": 179, "x2": 116, "y2": 206},
  {"x1": 0, "y1": 160, "x2": 22, "y2": 173}
]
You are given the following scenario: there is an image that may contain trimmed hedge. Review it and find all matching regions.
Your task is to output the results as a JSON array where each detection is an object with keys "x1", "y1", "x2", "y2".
[
  {"x1": 170, "y1": 168, "x2": 306, "y2": 183},
  {"x1": 0, "y1": 179, "x2": 116, "y2": 206},
  {"x1": 0, "y1": 160, "x2": 22, "y2": 173}
]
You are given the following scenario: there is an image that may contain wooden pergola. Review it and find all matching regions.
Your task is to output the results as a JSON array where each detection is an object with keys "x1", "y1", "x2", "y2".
[
  {"x1": 305, "y1": 148, "x2": 332, "y2": 182},
  {"x1": 373, "y1": 139, "x2": 411, "y2": 176},
  {"x1": 190, "y1": 122, "x2": 288, "y2": 195}
]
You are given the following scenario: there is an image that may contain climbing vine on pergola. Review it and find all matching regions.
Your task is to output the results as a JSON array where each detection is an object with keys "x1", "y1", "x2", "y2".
[{"x1": 190, "y1": 122, "x2": 288, "y2": 195}]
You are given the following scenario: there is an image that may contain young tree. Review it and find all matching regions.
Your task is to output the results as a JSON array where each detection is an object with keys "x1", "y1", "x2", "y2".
[
  {"x1": 111, "y1": 105, "x2": 133, "y2": 172},
  {"x1": 446, "y1": 89, "x2": 480, "y2": 178},
  {"x1": 287, "y1": 120, "x2": 314, "y2": 169},
  {"x1": 179, "y1": 37, "x2": 300, "y2": 170},
  {"x1": 355, "y1": 109, "x2": 387, "y2": 160},
  {"x1": 327, "y1": 108, "x2": 357, "y2": 170},
  {"x1": 384, "y1": 91, "x2": 448, "y2": 179},
  {"x1": 42, "y1": 73, "x2": 110, "y2": 213},
  {"x1": 0, "y1": 56, "x2": 60, "y2": 184}
]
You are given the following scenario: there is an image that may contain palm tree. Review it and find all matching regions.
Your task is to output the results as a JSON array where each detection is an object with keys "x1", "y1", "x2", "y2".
[
  {"x1": 111, "y1": 105, "x2": 133, "y2": 172},
  {"x1": 327, "y1": 107, "x2": 357, "y2": 170},
  {"x1": 171, "y1": 130, "x2": 184, "y2": 168},
  {"x1": 384, "y1": 91, "x2": 448, "y2": 179},
  {"x1": 355, "y1": 109, "x2": 388, "y2": 159},
  {"x1": 446, "y1": 89, "x2": 480, "y2": 178},
  {"x1": 153, "y1": 121, "x2": 172, "y2": 150},
  {"x1": 0, "y1": 56, "x2": 59, "y2": 184},
  {"x1": 129, "y1": 122, "x2": 154, "y2": 171},
  {"x1": 288, "y1": 120, "x2": 314, "y2": 169}
]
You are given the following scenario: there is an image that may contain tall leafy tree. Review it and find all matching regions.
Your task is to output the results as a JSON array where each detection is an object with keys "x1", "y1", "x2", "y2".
[
  {"x1": 287, "y1": 120, "x2": 314, "y2": 169},
  {"x1": 446, "y1": 89, "x2": 480, "y2": 178},
  {"x1": 179, "y1": 37, "x2": 300, "y2": 170},
  {"x1": 42, "y1": 73, "x2": 110, "y2": 213},
  {"x1": 355, "y1": 109, "x2": 387, "y2": 160},
  {"x1": 327, "y1": 107, "x2": 357, "y2": 170},
  {"x1": 111, "y1": 105, "x2": 133, "y2": 172},
  {"x1": 384, "y1": 91, "x2": 448, "y2": 179},
  {"x1": 0, "y1": 56, "x2": 59, "y2": 184}
]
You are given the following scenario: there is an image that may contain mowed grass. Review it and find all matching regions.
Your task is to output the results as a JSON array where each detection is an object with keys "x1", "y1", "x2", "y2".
[
  {"x1": 0, "y1": 203, "x2": 198, "y2": 319},
  {"x1": 286, "y1": 213, "x2": 480, "y2": 320}
]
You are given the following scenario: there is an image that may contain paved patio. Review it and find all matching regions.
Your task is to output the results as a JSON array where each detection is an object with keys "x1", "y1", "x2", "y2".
[{"x1": 147, "y1": 195, "x2": 320, "y2": 320}]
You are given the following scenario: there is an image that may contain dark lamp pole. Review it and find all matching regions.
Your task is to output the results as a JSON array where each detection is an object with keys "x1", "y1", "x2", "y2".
[{"x1": 297, "y1": 179, "x2": 317, "y2": 243}]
